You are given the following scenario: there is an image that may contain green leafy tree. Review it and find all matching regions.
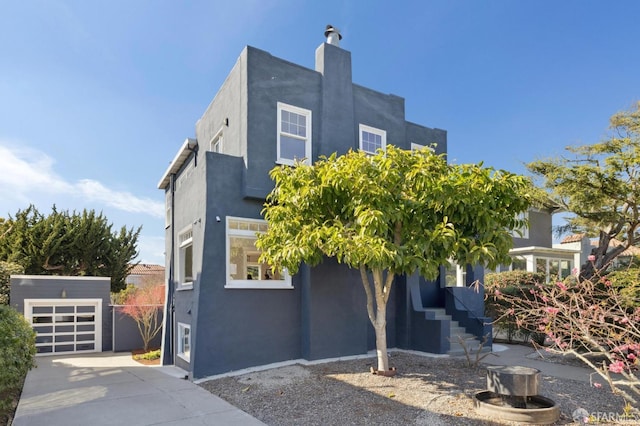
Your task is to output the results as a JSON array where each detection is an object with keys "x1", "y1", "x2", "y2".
[
  {"x1": 0, "y1": 205, "x2": 140, "y2": 292},
  {"x1": 527, "y1": 102, "x2": 640, "y2": 279},
  {"x1": 257, "y1": 146, "x2": 530, "y2": 372}
]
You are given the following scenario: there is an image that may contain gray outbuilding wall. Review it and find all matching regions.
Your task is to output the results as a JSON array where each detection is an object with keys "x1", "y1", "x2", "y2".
[
  {"x1": 112, "y1": 305, "x2": 164, "y2": 352},
  {"x1": 9, "y1": 275, "x2": 112, "y2": 352}
]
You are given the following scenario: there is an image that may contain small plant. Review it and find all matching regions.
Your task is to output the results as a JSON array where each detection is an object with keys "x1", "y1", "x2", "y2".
[
  {"x1": 0, "y1": 305, "x2": 36, "y2": 423},
  {"x1": 133, "y1": 349, "x2": 161, "y2": 361},
  {"x1": 449, "y1": 333, "x2": 496, "y2": 369}
]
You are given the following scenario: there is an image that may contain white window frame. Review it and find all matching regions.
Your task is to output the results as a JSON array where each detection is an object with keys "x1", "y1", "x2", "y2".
[
  {"x1": 209, "y1": 127, "x2": 224, "y2": 153},
  {"x1": 178, "y1": 226, "x2": 194, "y2": 290},
  {"x1": 277, "y1": 102, "x2": 312, "y2": 165},
  {"x1": 512, "y1": 211, "x2": 529, "y2": 239},
  {"x1": 177, "y1": 322, "x2": 190, "y2": 362},
  {"x1": 359, "y1": 124, "x2": 387, "y2": 155},
  {"x1": 225, "y1": 216, "x2": 293, "y2": 290},
  {"x1": 165, "y1": 191, "x2": 171, "y2": 229},
  {"x1": 445, "y1": 261, "x2": 467, "y2": 287},
  {"x1": 411, "y1": 142, "x2": 435, "y2": 152}
]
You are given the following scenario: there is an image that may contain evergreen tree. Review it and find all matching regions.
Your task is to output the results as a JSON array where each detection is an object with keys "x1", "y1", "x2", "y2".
[{"x1": 0, "y1": 205, "x2": 140, "y2": 292}]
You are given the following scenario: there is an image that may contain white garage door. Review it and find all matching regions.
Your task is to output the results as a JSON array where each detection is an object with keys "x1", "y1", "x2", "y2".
[{"x1": 24, "y1": 299, "x2": 102, "y2": 356}]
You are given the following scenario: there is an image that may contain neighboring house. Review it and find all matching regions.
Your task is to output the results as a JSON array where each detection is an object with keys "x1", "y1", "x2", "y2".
[
  {"x1": 494, "y1": 209, "x2": 581, "y2": 282},
  {"x1": 158, "y1": 27, "x2": 491, "y2": 380},
  {"x1": 126, "y1": 263, "x2": 165, "y2": 287},
  {"x1": 560, "y1": 234, "x2": 640, "y2": 269}
]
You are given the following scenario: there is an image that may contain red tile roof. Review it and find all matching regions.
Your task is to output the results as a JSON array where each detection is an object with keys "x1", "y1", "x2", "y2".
[
  {"x1": 128, "y1": 263, "x2": 165, "y2": 275},
  {"x1": 561, "y1": 233, "x2": 586, "y2": 243}
]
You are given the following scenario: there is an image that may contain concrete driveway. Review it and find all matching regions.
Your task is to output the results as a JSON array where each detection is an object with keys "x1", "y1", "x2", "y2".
[{"x1": 13, "y1": 352, "x2": 265, "y2": 426}]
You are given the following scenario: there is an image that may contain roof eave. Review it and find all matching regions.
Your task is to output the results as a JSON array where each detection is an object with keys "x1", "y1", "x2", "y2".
[{"x1": 157, "y1": 138, "x2": 198, "y2": 190}]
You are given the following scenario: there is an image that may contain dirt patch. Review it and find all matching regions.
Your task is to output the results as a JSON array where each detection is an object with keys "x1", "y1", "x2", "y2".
[{"x1": 200, "y1": 352, "x2": 631, "y2": 425}]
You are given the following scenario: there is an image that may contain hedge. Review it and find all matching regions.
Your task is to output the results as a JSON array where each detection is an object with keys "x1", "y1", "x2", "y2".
[{"x1": 0, "y1": 304, "x2": 36, "y2": 419}]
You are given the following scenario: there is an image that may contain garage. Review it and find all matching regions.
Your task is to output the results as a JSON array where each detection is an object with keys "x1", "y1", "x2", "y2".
[
  {"x1": 25, "y1": 299, "x2": 102, "y2": 355},
  {"x1": 10, "y1": 275, "x2": 112, "y2": 356}
]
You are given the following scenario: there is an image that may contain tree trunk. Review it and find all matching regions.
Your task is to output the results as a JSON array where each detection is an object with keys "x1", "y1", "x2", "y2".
[
  {"x1": 374, "y1": 308, "x2": 389, "y2": 372},
  {"x1": 579, "y1": 230, "x2": 627, "y2": 280}
]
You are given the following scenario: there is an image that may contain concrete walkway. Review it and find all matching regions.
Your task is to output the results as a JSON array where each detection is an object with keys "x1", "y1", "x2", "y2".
[
  {"x1": 12, "y1": 352, "x2": 265, "y2": 426},
  {"x1": 483, "y1": 343, "x2": 595, "y2": 383}
]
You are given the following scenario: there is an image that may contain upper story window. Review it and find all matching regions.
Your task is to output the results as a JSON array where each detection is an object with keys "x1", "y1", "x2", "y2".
[
  {"x1": 225, "y1": 217, "x2": 293, "y2": 289},
  {"x1": 176, "y1": 160, "x2": 194, "y2": 189},
  {"x1": 209, "y1": 128, "x2": 223, "y2": 153},
  {"x1": 411, "y1": 142, "x2": 435, "y2": 152},
  {"x1": 178, "y1": 226, "x2": 193, "y2": 289},
  {"x1": 512, "y1": 211, "x2": 530, "y2": 239},
  {"x1": 277, "y1": 102, "x2": 312, "y2": 165},
  {"x1": 359, "y1": 124, "x2": 386, "y2": 155},
  {"x1": 165, "y1": 191, "x2": 171, "y2": 229}
]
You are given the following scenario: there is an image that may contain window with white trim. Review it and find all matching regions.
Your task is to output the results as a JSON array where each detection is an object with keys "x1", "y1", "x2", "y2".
[
  {"x1": 511, "y1": 211, "x2": 529, "y2": 239},
  {"x1": 445, "y1": 261, "x2": 467, "y2": 287},
  {"x1": 209, "y1": 129, "x2": 223, "y2": 153},
  {"x1": 226, "y1": 217, "x2": 292, "y2": 289},
  {"x1": 277, "y1": 102, "x2": 311, "y2": 165},
  {"x1": 359, "y1": 124, "x2": 386, "y2": 155},
  {"x1": 165, "y1": 191, "x2": 171, "y2": 228},
  {"x1": 178, "y1": 226, "x2": 193, "y2": 289},
  {"x1": 411, "y1": 142, "x2": 435, "y2": 152},
  {"x1": 177, "y1": 322, "x2": 190, "y2": 362},
  {"x1": 536, "y1": 257, "x2": 572, "y2": 282}
]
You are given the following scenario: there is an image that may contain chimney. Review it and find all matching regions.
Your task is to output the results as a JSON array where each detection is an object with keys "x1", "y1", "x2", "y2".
[{"x1": 324, "y1": 24, "x2": 342, "y2": 47}]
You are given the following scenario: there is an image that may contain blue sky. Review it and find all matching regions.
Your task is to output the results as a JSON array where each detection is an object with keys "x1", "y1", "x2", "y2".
[{"x1": 1, "y1": 0, "x2": 639, "y2": 265}]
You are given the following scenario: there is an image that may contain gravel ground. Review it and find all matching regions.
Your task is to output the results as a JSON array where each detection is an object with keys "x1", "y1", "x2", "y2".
[{"x1": 199, "y1": 351, "x2": 636, "y2": 425}]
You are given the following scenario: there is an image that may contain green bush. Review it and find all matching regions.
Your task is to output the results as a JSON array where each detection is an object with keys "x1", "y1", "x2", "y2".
[
  {"x1": 606, "y1": 267, "x2": 640, "y2": 308},
  {"x1": 0, "y1": 261, "x2": 24, "y2": 305},
  {"x1": 0, "y1": 305, "x2": 36, "y2": 420},
  {"x1": 484, "y1": 271, "x2": 547, "y2": 344}
]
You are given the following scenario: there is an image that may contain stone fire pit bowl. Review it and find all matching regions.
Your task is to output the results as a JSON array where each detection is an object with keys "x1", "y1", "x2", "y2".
[{"x1": 474, "y1": 365, "x2": 560, "y2": 425}]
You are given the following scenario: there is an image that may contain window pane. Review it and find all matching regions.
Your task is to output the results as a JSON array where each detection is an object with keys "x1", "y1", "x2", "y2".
[
  {"x1": 549, "y1": 260, "x2": 560, "y2": 278},
  {"x1": 184, "y1": 244, "x2": 193, "y2": 282},
  {"x1": 280, "y1": 135, "x2": 306, "y2": 160},
  {"x1": 362, "y1": 131, "x2": 382, "y2": 153},
  {"x1": 512, "y1": 257, "x2": 527, "y2": 271},
  {"x1": 536, "y1": 258, "x2": 547, "y2": 274},
  {"x1": 229, "y1": 234, "x2": 284, "y2": 281},
  {"x1": 560, "y1": 260, "x2": 571, "y2": 278}
]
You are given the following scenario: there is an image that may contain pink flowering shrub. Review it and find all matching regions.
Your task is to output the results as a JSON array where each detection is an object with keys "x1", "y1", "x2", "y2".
[{"x1": 489, "y1": 270, "x2": 640, "y2": 414}]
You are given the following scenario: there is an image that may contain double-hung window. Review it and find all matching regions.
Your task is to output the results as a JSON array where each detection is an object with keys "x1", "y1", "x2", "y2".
[
  {"x1": 177, "y1": 322, "x2": 190, "y2": 362},
  {"x1": 359, "y1": 124, "x2": 386, "y2": 155},
  {"x1": 209, "y1": 128, "x2": 223, "y2": 153},
  {"x1": 277, "y1": 102, "x2": 311, "y2": 165},
  {"x1": 225, "y1": 217, "x2": 292, "y2": 289},
  {"x1": 165, "y1": 191, "x2": 171, "y2": 229},
  {"x1": 178, "y1": 226, "x2": 193, "y2": 289}
]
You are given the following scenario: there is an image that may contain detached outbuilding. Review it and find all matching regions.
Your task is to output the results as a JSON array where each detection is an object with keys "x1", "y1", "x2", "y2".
[{"x1": 10, "y1": 275, "x2": 112, "y2": 355}]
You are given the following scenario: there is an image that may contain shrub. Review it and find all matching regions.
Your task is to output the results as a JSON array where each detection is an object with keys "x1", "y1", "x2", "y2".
[
  {"x1": 606, "y1": 267, "x2": 640, "y2": 308},
  {"x1": 0, "y1": 305, "x2": 36, "y2": 421},
  {"x1": 0, "y1": 261, "x2": 24, "y2": 305}
]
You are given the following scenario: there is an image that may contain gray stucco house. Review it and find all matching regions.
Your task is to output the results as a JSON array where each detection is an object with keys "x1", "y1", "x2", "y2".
[{"x1": 158, "y1": 27, "x2": 491, "y2": 380}]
